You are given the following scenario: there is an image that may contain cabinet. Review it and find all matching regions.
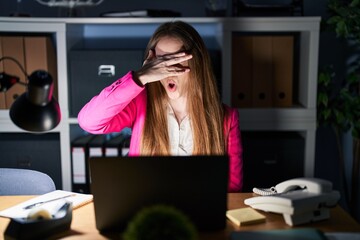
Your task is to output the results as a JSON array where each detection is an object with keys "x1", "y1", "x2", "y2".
[{"x1": 0, "y1": 17, "x2": 320, "y2": 191}]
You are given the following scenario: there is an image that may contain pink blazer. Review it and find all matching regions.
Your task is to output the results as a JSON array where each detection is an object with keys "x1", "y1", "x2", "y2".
[{"x1": 78, "y1": 71, "x2": 243, "y2": 192}]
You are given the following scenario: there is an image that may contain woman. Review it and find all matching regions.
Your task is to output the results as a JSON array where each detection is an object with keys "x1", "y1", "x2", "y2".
[{"x1": 78, "y1": 21, "x2": 243, "y2": 192}]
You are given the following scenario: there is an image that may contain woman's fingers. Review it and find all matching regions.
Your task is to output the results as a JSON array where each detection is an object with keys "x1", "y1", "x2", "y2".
[
  {"x1": 135, "y1": 52, "x2": 192, "y2": 84},
  {"x1": 160, "y1": 53, "x2": 193, "y2": 67},
  {"x1": 166, "y1": 65, "x2": 190, "y2": 73}
]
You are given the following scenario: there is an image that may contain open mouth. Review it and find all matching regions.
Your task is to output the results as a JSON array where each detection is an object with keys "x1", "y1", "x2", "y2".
[
  {"x1": 164, "y1": 79, "x2": 177, "y2": 93},
  {"x1": 168, "y1": 83, "x2": 175, "y2": 90}
]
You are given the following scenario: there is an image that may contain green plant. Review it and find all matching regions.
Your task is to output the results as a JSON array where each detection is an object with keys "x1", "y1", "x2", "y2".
[
  {"x1": 317, "y1": 66, "x2": 360, "y2": 138},
  {"x1": 317, "y1": 65, "x2": 360, "y2": 208},
  {"x1": 327, "y1": 0, "x2": 360, "y2": 43},
  {"x1": 317, "y1": 0, "x2": 360, "y2": 219},
  {"x1": 122, "y1": 205, "x2": 198, "y2": 240}
]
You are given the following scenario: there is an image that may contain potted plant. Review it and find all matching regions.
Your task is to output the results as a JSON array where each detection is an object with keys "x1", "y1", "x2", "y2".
[
  {"x1": 122, "y1": 205, "x2": 198, "y2": 240},
  {"x1": 317, "y1": 0, "x2": 360, "y2": 220}
]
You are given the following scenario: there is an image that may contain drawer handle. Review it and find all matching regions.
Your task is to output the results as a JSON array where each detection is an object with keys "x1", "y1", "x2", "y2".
[{"x1": 98, "y1": 65, "x2": 115, "y2": 77}]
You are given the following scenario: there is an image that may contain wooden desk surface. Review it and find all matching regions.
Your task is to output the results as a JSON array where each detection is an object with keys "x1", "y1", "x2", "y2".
[{"x1": 1, "y1": 193, "x2": 359, "y2": 239}]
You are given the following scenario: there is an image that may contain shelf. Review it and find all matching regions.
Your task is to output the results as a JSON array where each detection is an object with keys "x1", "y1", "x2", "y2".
[
  {"x1": 239, "y1": 108, "x2": 316, "y2": 131},
  {"x1": 67, "y1": 108, "x2": 316, "y2": 131},
  {"x1": 222, "y1": 17, "x2": 320, "y2": 110},
  {"x1": 0, "y1": 17, "x2": 321, "y2": 191}
]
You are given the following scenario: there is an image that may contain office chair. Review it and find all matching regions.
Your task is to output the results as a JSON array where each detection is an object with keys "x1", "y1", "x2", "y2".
[{"x1": 0, "y1": 168, "x2": 56, "y2": 195}]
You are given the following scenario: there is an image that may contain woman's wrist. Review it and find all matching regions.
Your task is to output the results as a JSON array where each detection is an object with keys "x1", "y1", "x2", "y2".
[{"x1": 132, "y1": 71, "x2": 146, "y2": 87}]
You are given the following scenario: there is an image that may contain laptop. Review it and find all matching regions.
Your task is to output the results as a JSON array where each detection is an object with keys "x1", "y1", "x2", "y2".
[{"x1": 89, "y1": 155, "x2": 229, "y2": 233}]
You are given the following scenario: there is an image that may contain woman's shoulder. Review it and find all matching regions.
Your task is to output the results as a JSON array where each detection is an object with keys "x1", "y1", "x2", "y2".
[
  {"x1": 223, "y1": 104, "x2": 238, "y2": 116},
  {"x1": 222, "y1": 104, "x2": 240, "y2": 126}
]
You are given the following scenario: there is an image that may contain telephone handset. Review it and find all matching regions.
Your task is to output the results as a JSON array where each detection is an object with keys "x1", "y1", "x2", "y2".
[
  {"x1": 252, "y1": 177, "x2": 333, "y2": 196},
  {"x1": 244, "y1": 177, "x2": 340, "y2": 226}
]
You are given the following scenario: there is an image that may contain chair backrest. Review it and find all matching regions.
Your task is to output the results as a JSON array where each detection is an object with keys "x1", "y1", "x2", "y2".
[{"x1": 0, "y1": 168, "x2": 56, "y2": 195}]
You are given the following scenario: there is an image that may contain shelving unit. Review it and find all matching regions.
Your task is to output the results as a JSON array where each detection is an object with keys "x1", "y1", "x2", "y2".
[
  {"x1": 0, "y1": 17, "x2": 320, "y2": 191},
  {"x1": 0, "y1": 19, "x2": 70, "y2": 190},
  {"x1": 222, "y1": 17, "x2": 320, "y2": 181}
]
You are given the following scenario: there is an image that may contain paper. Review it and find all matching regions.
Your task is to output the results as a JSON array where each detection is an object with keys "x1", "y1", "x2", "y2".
[
  {"x1": 226, "y1": 207, "x2": 266, "y2": 226},
  {"x1": 0, "y1": 190, "x2": 93, "y2": 219}
]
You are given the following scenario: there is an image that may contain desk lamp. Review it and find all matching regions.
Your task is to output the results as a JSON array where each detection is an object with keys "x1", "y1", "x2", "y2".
[{"x1": 0, "y1": 56, "x2": 61, "y2": 132}]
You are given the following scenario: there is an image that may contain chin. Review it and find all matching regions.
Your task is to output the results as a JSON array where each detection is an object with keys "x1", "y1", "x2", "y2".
[{"x1": 166, "y1": 92, "x2": 181, "y2": 100}]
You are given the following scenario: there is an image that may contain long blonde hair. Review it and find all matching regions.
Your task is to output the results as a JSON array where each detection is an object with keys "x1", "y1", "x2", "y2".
[{"x1": 140, "y1": 21, "x2": 225, "y2": 155}]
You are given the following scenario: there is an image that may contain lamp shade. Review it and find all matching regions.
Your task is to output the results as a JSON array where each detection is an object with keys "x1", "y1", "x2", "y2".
[{"x1": 9, "y1": 70, "x2": 61, "y2": 132}]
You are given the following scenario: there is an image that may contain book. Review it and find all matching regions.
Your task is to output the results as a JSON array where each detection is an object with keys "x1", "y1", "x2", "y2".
[
  {"x1": 0, "y1": 190, "x2": 93, "y2": 219},
  {"x1": 226, "y1": 207, "x2": 266, "y2": 226}
]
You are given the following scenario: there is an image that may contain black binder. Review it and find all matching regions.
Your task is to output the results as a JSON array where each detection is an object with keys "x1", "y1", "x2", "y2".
[
  {"x1": 88, "y1": 135, "x2": 107, "y2": 158},
  {"x1": 121, "y1": 135, "x2": 131, "y2": 156},
  {"x1": 71, "y1": 134, "x2": 94, "y2": 194},
  {"x1": 104, "y1": 133, "x2": 131, "y2": 157}
]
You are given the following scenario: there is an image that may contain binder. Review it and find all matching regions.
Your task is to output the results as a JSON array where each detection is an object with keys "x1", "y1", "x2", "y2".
[
  {"x1": 24, "y1": 36, "x2": 58, "y2": 100},
  {"x1": 71, "y1": 134, "x2": 94, "y2": 194},
  {"x1": 252, "y1": 36, "x2": 273, "y2": 107},
  {"x1": 0, "y1": 37, "x2": 3, "y2": 72},
  {"x1": 88, "y1": 134, "x2": 107, "y2": 157},
  {"x1": 0, "y1": 91, "x2": 5, "y2": 109},
  {"x1": 121, "y1": 135, "x2": 131, "y2": 156},
  {"x1": 0, "y1": 37, "x2": 5, "y2": 109},
  {"x1": 272, "y1": 36, "x2": 294, "y2": 107},
  {"x1": 104, "y1": 133, "x2": 131, "y2": 157},
  {"x1": 1, "y1": 36, "x2": 26, "y2": 108},
  {"x1": 232, "y1": 35, "x2": 253, "y2": 108},
  {"x1": 1, "y1": 36, "x2": 26, "y2": 82},
  {"x1": 5, "y1": 82, "x2": 26, "y2": 109}
]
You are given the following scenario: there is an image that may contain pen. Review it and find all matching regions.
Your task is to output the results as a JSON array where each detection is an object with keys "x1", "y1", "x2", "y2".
[{"x1": 23, "y1": 193, "x2": 77, "y2": 210}]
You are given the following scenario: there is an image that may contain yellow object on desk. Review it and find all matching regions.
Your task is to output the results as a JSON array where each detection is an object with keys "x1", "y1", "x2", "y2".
[{"x1": 226, "y1": 207, "x2": 266, "y2": 226}]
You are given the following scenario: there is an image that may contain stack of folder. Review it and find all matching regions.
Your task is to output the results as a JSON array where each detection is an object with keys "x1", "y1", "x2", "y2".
[
  {"x1": 70, "y1": 132, "x2": 131, "y2": 193},
  {"x1": 0, "y1": 36, "x2": 57, "y2": 109},
  {"x1": 231, "y1": 34, "x2": 294, "y2": 108}
]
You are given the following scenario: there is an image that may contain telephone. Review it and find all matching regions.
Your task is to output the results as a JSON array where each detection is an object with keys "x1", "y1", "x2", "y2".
[{"x1": 244, "y1": 178, "x2": 340, "y2": 226}]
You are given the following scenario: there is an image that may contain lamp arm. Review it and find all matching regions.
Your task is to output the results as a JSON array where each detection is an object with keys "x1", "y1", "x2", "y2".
[{"x1": 0, "y1": 56, "x2": 29, "y2": 85}]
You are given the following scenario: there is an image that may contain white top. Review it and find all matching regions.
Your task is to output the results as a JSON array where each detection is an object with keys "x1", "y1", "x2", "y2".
[{"x1": 167, "y1": 105, "x2": 193, "y2": 155}]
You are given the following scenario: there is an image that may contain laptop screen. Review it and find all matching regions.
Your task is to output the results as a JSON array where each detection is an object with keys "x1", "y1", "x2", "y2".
[{"x1": 89, "y1": 155, "x2": 229, "y2": 233}]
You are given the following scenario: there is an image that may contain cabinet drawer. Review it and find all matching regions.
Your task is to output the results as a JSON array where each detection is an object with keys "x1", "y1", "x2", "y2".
[
  {"x1": 0, "y1": 133, "x2": 62, "y2": 189},
  {"x1": 68, "y1": 50, "x2": 143, "y2": 117},
  {"x1": 242, "y1": 131, "x2": 305, "y2": 192}
]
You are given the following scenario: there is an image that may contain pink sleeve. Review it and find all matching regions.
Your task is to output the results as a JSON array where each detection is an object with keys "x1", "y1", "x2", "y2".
[
  {"x1": 78, "y1": 71, "x2": 144, "y2": 134},
  {"x1": 225, "y1": 107, "x2": 243, "y2": 192}
]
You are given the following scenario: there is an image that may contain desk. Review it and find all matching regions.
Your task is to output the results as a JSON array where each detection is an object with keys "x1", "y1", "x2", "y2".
[{"x1": 1, "y1": 193, "x2": 359, "y2": 239}]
